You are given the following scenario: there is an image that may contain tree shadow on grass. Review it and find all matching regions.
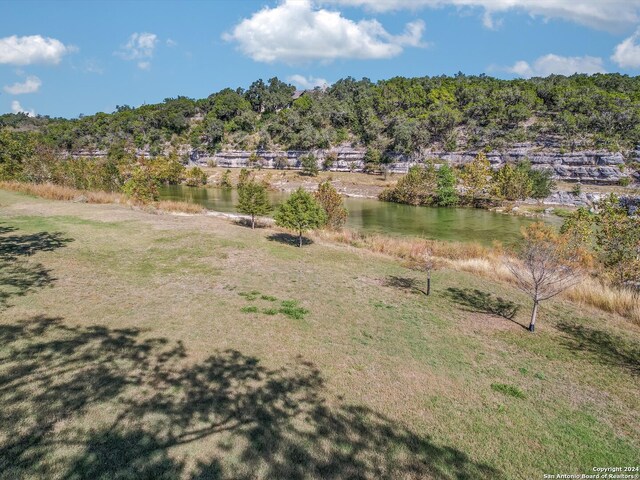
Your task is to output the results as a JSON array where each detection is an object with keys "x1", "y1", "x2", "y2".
[
  {"x1": 445, "y1": 288, "x2": 525, "y2": 328},
  {"x1": 556, "y1": 322, "x2": 640, "y2": 377},
  {"x1": 0, "y1": 230, "x2": 72, "y2": 259},
  {"x1": 384, "y1": 275, "x2": 428, "y2": 295},
  {"x1": 0, "y1": 316, "x2": 503, "y2": 479},
  {"x1": 233, "y1": 218, "x2": 269, "y2": 229},
  {"x1": 0, "y1": 226, "x2": 71, "y2": 310},
  {"x1": 267, "y1": 232, "x2": 313, "y2": 246}
]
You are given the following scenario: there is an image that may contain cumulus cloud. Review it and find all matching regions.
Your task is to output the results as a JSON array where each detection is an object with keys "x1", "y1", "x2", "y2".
[
  {"x1": 0, "y1": 35, "x2": 73, "y2": 65},
  {"x1": 224, "y1": 0, "x2": 426, "y2": 64},
  {"x1": 3, "y1": 75, "x2": 42, "y2": 95},
  {"x1": 611, "y1": 28, "x2": 640, "y2": 69},
  {"x1": 288, "y1": 74, "x2": 329, "y2": 89},
  {"x1": 11, "y1": 100, "x2": 35, "y2": 116},
  {"x1": 326, "y1": 0, "x2": 640, "y2": 31},
  {"x1": 116, "y1": 32, "x2": 158, "y2": 69},
  {"x1": 507, "y1": 54, "x2": 606, "y2": 77}
]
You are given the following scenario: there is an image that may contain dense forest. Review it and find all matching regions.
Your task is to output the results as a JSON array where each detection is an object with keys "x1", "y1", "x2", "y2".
[{"x1": 2, "y1": 73, "x2": 640, "y2": 160}]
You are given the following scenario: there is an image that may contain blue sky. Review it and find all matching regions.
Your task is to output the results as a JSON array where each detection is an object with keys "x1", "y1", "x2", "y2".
[{"x1": 2, "y1": 0, "x2": 640, "y2": 118}]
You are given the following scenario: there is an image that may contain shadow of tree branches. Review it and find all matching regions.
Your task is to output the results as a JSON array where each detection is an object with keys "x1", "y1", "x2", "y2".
[
  {"x1": 556, "y1": 322, "x2": 640, "y2": 377},
  {"x1": 445, "y1": 288, "x2": 524, "y2": 327},
  {"x1": 0, "y1": 317, "x2": 503, "y2": 479},
  {"x1": 0, "y1": 225, "x2": 72, "y2": 310}
]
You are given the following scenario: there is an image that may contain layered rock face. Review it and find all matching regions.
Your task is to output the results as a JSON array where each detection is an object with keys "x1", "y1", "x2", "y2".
[{"x1": 194, "y1": 146, "x2": 634, "y2": 184}]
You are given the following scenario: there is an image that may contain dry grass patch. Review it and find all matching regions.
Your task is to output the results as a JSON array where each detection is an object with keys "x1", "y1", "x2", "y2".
[
  {"x1": 154, "y1": 200, "x2": 206, "y2": 214},
  {"x1": 0, "y1": 181, "x2": 123, "y2": 204}
]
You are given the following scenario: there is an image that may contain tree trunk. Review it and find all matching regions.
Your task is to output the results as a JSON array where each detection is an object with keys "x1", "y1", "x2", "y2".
[
  {"x1": 426, "y1": 269, "x2": 431, "y2": 296},
  {"x1": 529, "y1": 300, "x2": 539, "y2": 332},
  {"x1": 298, "y1": 231, "x2": 303, "y2": 248},
  {"x1": 251, "y1": 215, "x2": 255, "y2": 229}
]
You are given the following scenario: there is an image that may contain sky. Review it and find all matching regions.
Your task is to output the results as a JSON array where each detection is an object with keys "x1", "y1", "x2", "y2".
[{"x1": 1, "y1": 0, "x2": 640, "y2": 118}]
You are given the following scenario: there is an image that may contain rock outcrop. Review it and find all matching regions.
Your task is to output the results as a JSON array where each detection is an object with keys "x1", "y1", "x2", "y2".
[{"x1": 192, "y1": 145, "x2": 634, "y2": 184}]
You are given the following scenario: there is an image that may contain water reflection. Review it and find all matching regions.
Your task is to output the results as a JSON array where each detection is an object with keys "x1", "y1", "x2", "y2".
[{"x1": 159, "y1": 185, "x2": 551, "y2": 245}]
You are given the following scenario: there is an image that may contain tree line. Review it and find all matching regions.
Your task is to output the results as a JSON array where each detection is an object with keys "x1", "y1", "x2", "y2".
[{"x1": 2, "y1": 73, "x2": 640, "y2": 161}]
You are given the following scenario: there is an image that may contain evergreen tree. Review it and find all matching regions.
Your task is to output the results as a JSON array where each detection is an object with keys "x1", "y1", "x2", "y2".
[
  {"x1": 435, "y1": 164, "x2": 459, "y2": 206},
  {"x1": 492, "y1": 163, "x2": 532, "y2": 201},
  {"x1": 237, "y1": 181, "x2": 271, "y2": 229},
  {"x1": 274, "y1": 188, "x2": 327, "y2": 247}
]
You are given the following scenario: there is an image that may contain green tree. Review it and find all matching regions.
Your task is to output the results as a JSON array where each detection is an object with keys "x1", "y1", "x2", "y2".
[
  {"x1": 461, "y1": 152, "x2": 492, "y2": 199},
  {"x1": 148, "y1": 156, "x2": 185, "y2": 185},
  {"x1": 219, "y1": 169, "x2": 233, "y2": 188},
  {"x1": 274, "y1": 188, "x2": 327, "y2": 247},
  {"x1": 122, "y1": 166, "x2": 158, "y2": 203},
  {"x1": 237, "y1": 181, "x2": 271, "y2": 229},
  {"x1": 492, "y1": 163, "x2": 532, "y2": 201},
  {"x1": 300, "y1": 154, "x2": 319, "y2": 177},
  {"x1": 184, "y1": 167, "x2": 207, "y2": 187},
  {"x1": 237, "y1": 168, "x2": 252, "y2": 188},
  {"x1": 435, "y1": 164, "x2": 459, "y2": 206},
  {"x1": 594, "y1": 194, "x2": 640, "y2": 287},
  {"x1": 314, "y1": 181, "x2": 348, "y2": 230},
  {"x1": 379, "y1": 161, "x2": 437, "y2": 206}
]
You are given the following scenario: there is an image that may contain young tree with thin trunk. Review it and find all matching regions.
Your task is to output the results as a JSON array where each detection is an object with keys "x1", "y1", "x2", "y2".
[
  {"x1": 274, "y1": 188, "x2": 327, "y2": 247},
  {"x1": 236, "y1": 181, "x2": 271, "y2": 229},
  {"x1": 505, "y1": 223, "x2": 586, "y2": 332}
]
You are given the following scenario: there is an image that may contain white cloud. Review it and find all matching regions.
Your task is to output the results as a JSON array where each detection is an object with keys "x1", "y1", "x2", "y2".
[
  {"x1": 11, "y1": 100, "x2": 35, "y2": 116},
  {"x1": 0, "y1": 35, "x2": 72, "y2": 65},
  {"x1": 166, "y1": 38, "x2": 177, "y2": 47},
  {"x1": 507, "y1": 54, "x2": 606, "y2": 77},
  {"x1": 117, "y1": 32, "x2": 158, "y2": 69},
  {"x1": 223, "y1": 0, "x2": 426, "y2": 64},
  {"x1": 326, "y1": 0, "x2": 640, "y2": 31},
  {"x1": 288, "y1": 74, "x2": 329, "y2": 89},
  {"x1": 3, "y1": 75, "x2": 42, "y2": 95},
  {"x1": 611, "y1": 28, "x2": 640, "y2": 69}
]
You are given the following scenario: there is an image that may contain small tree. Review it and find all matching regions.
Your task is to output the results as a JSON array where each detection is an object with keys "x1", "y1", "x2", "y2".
[
  {"x1": 237, "y1": 168, "x2": 252, "y2": 188},
  {"x1": 219, "y1": 169, "x2": 233, "y2": 189},
  {"x1": 274, "y1": 188, "x2": 327, "y2": 247},
  {"x1": 461, "y1": 152, "x2": 492, "y2": 199},
  {"x1": 122, "y1": 166, "x2": 158, "y2": 203},
  {"x1": 505, "y1": 223, "x2": 586, "y2": 332},
  {"x1": 492, "y1": 163, "x2": 532, "y2": 201},
  {"x1": 300, "y1": 154, "x2": 319, "y2": 177},
  {"x1": 184, "y1": 167, "x2": 207, "y2": 187},
  {"x1": 274, "y1": 156, "x2": 289, "y2": 170},
  {"x1": 322, "y1": 152, "x2": 337, "y2": 171},
  {"x1": 594, "y1": 194, "x2": 640, "y2": 287},
  {"x1": 237, "y1": 181, "x2": 271, "y2": 229},
  {"x1": 529, "y1": 167, "x2": 556, "y2": 201},
  {"x1": 314, "y1": 181, "x2": 348, "y2": 230},
  {"x1": 435, "y1": 164, "x2": 459, "y2": 207}
]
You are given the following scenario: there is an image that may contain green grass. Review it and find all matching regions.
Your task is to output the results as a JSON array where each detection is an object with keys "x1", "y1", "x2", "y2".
[
  {"x1": 0, "y1": 188, "x2": 638, "y2": 479},
  {"x1": 491, "y1": 383, "x2": 526, "y2": 399}
]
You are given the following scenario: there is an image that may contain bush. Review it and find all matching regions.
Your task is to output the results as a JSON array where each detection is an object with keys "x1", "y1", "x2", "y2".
[
  {"x1": 122, "y1": 166, "x2": 159, "y2": 203},
  {"x1": 314, "y1": 181, "x2": 348, "y2": 229},
  {"x1": 184, "y1": 167, "x2": 207, "y2": 187},
  {"x1": 300, "y1": 154, "x2": 319, "y2": 177},
  {"x1": 379, "y1": 162, "x2": 437, "y2": 206}
]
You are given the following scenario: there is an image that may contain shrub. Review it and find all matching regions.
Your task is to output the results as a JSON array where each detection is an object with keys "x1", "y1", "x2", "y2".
[
  {"x1": 300, "y1": 154, "x2": 319, "y2": 177},
  {"x1": 236, "y1": 180, "x2": 271, "y2": 228},
  {"x1": 122, "y1": 166, "x2": 159, "y2": 203},
  {"x1": 314, "y1": 181, "x2": 348, "y2": 229},
  {"x1": 184, "y1": 167, "x2": 207, "y2": 187},
  {"x1": 279, "y1": 300, "x2": 309, "y2": 320},
  {"x1": 274, "y1": 188, "x2": 327, "y2": 247}
]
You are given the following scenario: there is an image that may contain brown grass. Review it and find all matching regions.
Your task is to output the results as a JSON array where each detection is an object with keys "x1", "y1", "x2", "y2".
[
  {"x1": 154, "y1": 200, "x2": 206, "y2": 214},
  {"x1": 0, "y1": 181, "x2": 123, "y2": 204},
  {"x1": 0, "y1": 181, "x2": 207, "y2": 216},
  {"x1": 315, "y1": 228, "x2": 640, "y2": 324}
]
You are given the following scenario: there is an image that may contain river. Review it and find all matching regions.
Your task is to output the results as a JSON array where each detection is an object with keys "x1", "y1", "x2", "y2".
[{"x1": 159, "y1": 185, "x2": 554, "y2": 245}]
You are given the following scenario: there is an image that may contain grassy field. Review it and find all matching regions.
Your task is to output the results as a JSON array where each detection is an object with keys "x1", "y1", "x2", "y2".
[{"x1": 0, "y1": 189, "x2": 638, "y2": 479}]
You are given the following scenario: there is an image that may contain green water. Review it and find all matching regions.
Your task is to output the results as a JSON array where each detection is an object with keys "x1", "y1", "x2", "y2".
[{"x1": 159, "y1": 185, "x2": 553, "y2": 245}]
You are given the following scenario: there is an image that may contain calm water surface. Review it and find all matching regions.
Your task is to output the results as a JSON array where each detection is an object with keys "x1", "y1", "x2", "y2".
[{"x1": 160, "y1": 185, "x2": 555, "y2": 245}]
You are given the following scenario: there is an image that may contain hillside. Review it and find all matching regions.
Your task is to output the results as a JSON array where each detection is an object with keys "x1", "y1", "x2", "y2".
[{"x1": 2, "y1": 74, "x2": 640, "y2": 183}]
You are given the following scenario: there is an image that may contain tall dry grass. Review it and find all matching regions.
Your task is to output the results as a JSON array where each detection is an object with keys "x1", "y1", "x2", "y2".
[
  {"x1": 315, "y1": 228, "x2": 640, "y2": 325},
  {"x1": 0, "y1": 181, "x2": 208, "y2": 216},
  {"x1": 0, "y1": 181, "x2": 123, "y2": 204}
]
